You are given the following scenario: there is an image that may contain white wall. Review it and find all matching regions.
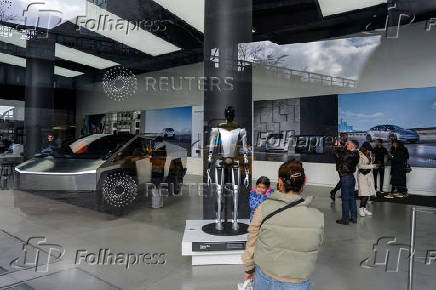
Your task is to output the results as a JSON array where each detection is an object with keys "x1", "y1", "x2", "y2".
[{"x1": 75, "y1": 22, "x2": 436, "y2": 195}]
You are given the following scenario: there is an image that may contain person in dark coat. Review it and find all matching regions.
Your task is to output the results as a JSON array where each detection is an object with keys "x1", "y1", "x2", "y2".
[
  {"x1": 330, "y1": 133, "x2": 348, "y2": 201},
  {"x1": 386, "y1": 140, "x2": 409, "y2": 198}
]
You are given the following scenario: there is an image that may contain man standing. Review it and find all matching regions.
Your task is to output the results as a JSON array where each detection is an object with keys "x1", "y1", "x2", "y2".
[
  {"x1": 333, "y1": 140, "x2": 359, "y2": 225},
  {"x1": 372, "y1": 139, "x2": 388, "y2": 195},
  {"x1": 330, "y1": 133, "x2": 348, "y2": 201}
]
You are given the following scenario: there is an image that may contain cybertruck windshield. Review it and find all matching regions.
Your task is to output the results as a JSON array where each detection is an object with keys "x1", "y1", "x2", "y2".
[{"x1": 51, "y1": 134, "x2": 135, "y2": 159}]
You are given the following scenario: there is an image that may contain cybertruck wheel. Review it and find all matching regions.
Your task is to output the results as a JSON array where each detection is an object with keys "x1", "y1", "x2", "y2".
[
  {"x1": 389, "y1": 134, "x2": 397, "y2": 142},
  {"x1": 166, "y1": 161, "x2": 184, "y2": 195},
  {"x1": 366, "y1": 135, "x2": 372, "y2": 142},
  {"x1": 101, "y1": 172, "x2": 138, "y2": 210}
]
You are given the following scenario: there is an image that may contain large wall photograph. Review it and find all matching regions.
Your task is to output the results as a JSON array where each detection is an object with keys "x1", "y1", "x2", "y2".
[
  {"x1": 144, "y1": 106, "x2": 192, "y2": 155},
  {"x1": 254, "y1": 95, "x2": 338, "y2": 163},
  {"x1": 339, "y1": 87, "x2": 436, "y2": 168}
]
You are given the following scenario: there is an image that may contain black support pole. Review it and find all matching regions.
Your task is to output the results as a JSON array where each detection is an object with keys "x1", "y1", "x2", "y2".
[
  {"x1": 24, "y1": 37, "x2": 55, "y2": 159},
  {"x1": 203, "y1": 0, "x2": 253, "y2": 219}
]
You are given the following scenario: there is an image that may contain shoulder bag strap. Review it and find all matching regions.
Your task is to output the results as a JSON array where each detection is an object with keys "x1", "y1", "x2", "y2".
[{"x1": 260, "y1": 198, "x2": 305, "y2": 227}]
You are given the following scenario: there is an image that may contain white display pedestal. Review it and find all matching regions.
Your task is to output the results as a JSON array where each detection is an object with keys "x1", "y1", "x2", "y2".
[{"x1": 181, "y1": 219, "x2": 249, "y2": 266}]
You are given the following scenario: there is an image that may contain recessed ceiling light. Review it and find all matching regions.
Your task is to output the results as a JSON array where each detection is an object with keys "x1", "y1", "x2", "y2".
[
  {"x1": 152, "y1": 0, "x2": 204, "y2": 32},
  {"x1": 0, "y1": 52, "x2": 84, "y2": 78},
  {"x1": 71, "y1": 2, "x2": 180, "y2": 56},
  {"x1": 55, "y1": 44, "x2": 118, "y2": 70},
  {"x1": 318, "y1": 0, "x2": 386, "y2": 17},
  {"x1": 0, "y1": 27, "x2": 118, "y2": 70}
]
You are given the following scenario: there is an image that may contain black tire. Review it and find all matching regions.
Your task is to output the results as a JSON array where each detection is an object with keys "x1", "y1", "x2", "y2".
[
  {"x1": 101, "y1": 172, "x2": 138, "y2": 209},
  {"x1": 389, "y1": 134, "x2": 397, "y2": 142},
  {"x1": 366, "y1": 135, "x2": 372, "y2": 142},
  {"x1": 166, "y1": 161, "x2": 184, "y2": 195}
]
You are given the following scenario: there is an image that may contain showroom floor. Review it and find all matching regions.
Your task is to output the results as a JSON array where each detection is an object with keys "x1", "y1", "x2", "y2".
[{"x1": 0, "y1": 175, "x2": 435, "y2": 290}]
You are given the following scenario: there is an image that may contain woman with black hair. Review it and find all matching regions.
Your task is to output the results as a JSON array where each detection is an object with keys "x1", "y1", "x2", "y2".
[
  {"x1": 386, "y1": 140, "x2": 409, "y2": 198},
  {"x1": 357, "y1": 142, "x2": 377, "y2": 217},
  {"x1": 242, "y1": 160, "x2": 324, "y2": 290}
]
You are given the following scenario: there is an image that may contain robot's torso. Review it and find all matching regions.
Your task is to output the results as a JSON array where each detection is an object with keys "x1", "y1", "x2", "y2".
[{"x1": 208, "y1": 126, "x2": 248, "y2": 160}]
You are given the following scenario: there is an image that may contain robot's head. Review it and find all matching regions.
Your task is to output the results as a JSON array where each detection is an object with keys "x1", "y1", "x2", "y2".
[{"x1": 224, "y1": 106, "x2": 235, "y2": 122}]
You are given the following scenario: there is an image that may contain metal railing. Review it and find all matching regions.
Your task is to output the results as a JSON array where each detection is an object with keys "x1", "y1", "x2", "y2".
[
  {"x1": 255, "y1": 62, "x2": 359, "y2": 88},
  {"x1": 207, "y1": 55, "x2": 358, "y2": 88},
  {"x1": 408, "y1": 207, "x2": 436, "y2": 290}
]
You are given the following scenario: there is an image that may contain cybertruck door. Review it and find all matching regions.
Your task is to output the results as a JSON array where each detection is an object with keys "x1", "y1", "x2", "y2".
[{"x1": 131, "y1": 138, "x2": 152, "y2": 188}]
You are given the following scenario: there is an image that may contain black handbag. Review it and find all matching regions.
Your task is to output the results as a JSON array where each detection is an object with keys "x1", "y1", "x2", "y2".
[
  {"x1": 359, "y1": 169, "x2": 371, "y2": 175},
  {"x1": 405, "y1": 162, "x2": 412, "y2": 173}
]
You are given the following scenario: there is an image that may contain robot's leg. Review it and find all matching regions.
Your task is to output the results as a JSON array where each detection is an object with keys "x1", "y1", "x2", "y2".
[
  {"x1": 231, "y1": 166, "x2": 240, "y2": 231},
  {"x1": 215, "y1": 166, "x2": 224, "y2": 231}
]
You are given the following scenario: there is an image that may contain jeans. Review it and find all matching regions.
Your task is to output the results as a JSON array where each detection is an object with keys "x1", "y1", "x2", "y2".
[
  {"x1": 340, "y1": 174, "x2": 357, "y2": 222},
  {"x1": 254, "y1": 266, "x2": 311, "y2": 290},
  {"x1": 332, "y1": 172, "x2": 341, "y2": 193},
  {"x1": 373, "y1": 167, "x2": 385, "y2": 191}
]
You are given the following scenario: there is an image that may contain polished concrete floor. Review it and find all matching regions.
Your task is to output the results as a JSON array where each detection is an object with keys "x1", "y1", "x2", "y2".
[{"x1": 0, "y1": 175, "x2": 435, "y2": 290}]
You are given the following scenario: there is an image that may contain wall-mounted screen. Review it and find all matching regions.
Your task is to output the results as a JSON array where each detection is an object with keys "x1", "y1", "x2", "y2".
[
  {"x1": 339, "y1": 87, "x2": 436, "y2": 168},
  {"x1": 144, "y1": 106, "x2": 193, "y2": 156}
]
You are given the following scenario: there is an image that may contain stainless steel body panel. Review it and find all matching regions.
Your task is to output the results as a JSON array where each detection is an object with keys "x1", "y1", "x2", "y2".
[
  {"x1": 15, "y1": 157, "x2": 104, "y2": 191},
  {"x1": 16, "y1": 172, "x2": 97, "y2": 191}
]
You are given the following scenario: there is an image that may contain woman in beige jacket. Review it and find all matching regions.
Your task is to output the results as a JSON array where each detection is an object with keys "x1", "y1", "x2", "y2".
[
  {"x1": 357, "y1": 142, "x2": 378, "y2": 217},
  {"x1": 242, "y1": 160, "x2": 324, "y2": 290}
]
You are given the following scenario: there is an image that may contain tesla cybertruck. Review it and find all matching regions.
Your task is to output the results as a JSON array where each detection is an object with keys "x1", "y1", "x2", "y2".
[{"x1": 15, "y1": 134, "x2": 187, "y2": 211}]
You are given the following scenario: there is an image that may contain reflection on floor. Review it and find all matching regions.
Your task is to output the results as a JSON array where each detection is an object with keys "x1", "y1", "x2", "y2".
[{"x1": 0, "y1": 175, "x2": 435, "y2": 290}]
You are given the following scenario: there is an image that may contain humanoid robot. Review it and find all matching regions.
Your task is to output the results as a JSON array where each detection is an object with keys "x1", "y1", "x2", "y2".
[{"x1": 206, "y1": 106, "x2": 250, "y2": 233}]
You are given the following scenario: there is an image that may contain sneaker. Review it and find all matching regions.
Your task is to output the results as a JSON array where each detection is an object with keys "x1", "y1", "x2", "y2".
[
  {"x1": 393, "y1": 193, "x2": 405, "y2": 198},
  {"x1": 364, "y1": 208, "x2": 373, "y2": 216},
  {"x1": 336, "y1": 219, "x2": 349, "y2": 225},
  {"x1": 385, "y1": 194, "x2": 394, "y2": 199},
  {"x1": 359, "y1": 208, "x2": 366, "y2": 217},
  {"x1": 350, "y1": 219, "x2": 357, "y2": 224}
]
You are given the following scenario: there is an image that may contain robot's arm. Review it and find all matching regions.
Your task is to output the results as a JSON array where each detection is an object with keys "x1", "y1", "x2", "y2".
[
  {"x1": 240, "y1": 128, "x2": 250, "y2": 187},
  {"x1": 207, "y1": 128, "x2": 219, "y2": 184},
  {"x1": 208, "y1": 128, "x2": 219, "y2": 164},
  {"x1": 240, "y1": 128, "x2": 249, "y2": 165}
]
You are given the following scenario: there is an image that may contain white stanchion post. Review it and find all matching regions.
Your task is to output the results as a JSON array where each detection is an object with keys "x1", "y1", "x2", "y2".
[{"x1": 408, "y1": 207, "x2": 416, "y2": 290}]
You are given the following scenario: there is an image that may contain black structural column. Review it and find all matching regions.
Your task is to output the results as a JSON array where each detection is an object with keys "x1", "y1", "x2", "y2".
[
  {"x1": 24, "y1": 36, "x2": 55, "y2": 159},
  {"x1": 203, "y1": 0, "x2": 253, "y2": 219}
]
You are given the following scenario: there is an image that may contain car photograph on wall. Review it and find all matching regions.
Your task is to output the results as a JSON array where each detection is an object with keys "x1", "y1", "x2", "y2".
[
  {"x1": 161, "y1": 128, "x2": 176, "y2": 139},
  {"x1": 366, "y1": 125, "x2": 420, "y2": 143},
  {"x1": 14, "y1": 133, "x2": 187, "y2": 212}
]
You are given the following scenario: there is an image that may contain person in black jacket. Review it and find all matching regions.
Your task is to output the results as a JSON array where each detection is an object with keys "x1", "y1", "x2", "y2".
[
  {"x1": 386, "y1": 140, "x2": 409, "y2": 199},
  {"x1": 333, "y1": 140, "x2": 360, "y2": 225},
  {"x1": 330, "y1": 133, "x2": 348, "y2": 201},
  {"x1": 372, "y1": 139, "x2": 388, "y2": 195}
]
